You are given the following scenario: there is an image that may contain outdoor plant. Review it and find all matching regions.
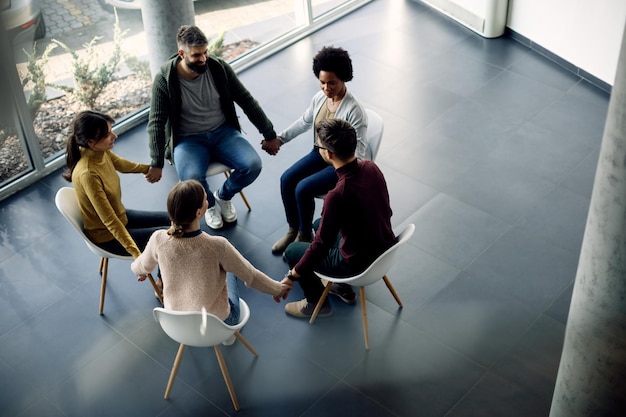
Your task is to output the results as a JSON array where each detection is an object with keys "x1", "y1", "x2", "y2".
[
  {"x1": 49, "y1": 9, "x2": 127, "y2": 109},
  {"x1": 20, "y1": 42, "x2": 57, "y2": 119},
  {"x1": 208, "y1": 31, "x2": 226, "y2": 57}
]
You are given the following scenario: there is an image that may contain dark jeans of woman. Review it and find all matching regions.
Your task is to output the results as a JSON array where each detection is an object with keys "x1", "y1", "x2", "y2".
[
  {"x1": 95, "y1": 209, "x2": 170, "y2": 257},
  {"x1": 280, "y1": 149, "x2": 338, "y2": 235}
]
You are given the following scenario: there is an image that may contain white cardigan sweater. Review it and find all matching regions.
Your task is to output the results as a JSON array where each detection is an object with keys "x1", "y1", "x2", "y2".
[{"x1": 278, "y1": 89, "x2": 369, "y2": 160}]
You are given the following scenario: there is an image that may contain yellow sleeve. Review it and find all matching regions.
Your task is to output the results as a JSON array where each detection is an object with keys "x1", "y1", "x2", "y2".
[
  {"x1": 108, "y1": 151, "x2": 150, "y2": 174},
  {"x1": 81, "y1": 171, "x2": 141, "y2": 258}
]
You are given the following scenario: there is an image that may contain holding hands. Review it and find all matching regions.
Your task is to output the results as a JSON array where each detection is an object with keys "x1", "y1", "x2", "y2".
[
  {"x1": 273, "y1": 269, "x2": 298, "y2": 302},
  {"x1": 261, "y1": 138, "x2": 282, "y2": 155},
  {"x1": 273, "y1": 277, "x2": 293, "y2": 303},
  {"x1": 145, "y1": 166, "x2": 163, "y2": 183}
]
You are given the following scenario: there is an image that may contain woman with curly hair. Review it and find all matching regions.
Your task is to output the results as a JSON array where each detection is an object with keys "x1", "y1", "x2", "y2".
[{"x1": 261, "y1": 46, "x2": 368, "y2": 254}]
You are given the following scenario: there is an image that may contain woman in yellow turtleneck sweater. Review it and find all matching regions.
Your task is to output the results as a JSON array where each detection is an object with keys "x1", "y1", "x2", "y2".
[{"x1": 62, "y1": 110, "x2": 170, "y2": 260}]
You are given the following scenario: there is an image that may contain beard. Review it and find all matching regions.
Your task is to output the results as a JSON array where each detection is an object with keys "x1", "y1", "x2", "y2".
[{"x1": 186, "y1": 58, "x2": 208, "y2": 74}]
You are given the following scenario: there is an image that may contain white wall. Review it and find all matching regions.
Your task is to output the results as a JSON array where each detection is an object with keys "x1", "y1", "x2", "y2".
[{"x1": 507, "y1": 0, "x2": 626, "y2": 86}]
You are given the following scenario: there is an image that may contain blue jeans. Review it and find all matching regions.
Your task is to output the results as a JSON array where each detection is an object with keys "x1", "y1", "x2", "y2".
[
  {"x1": 223, "y1": 273, "x2": 241, "y2": 325},
  {"x1": 95, "y1": 209, "x2": 170, "y2": 257},
  {"x1": 173, "y1": 124, "x2": 262, "y2": 206},
  {"x1": 280, "y1": 149, "x2": 337, "y2": 235}
]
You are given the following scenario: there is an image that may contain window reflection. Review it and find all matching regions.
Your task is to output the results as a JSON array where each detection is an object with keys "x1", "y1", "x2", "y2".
[{"x1": 2, "y1": 0, "x2": 364, "y2": 199}]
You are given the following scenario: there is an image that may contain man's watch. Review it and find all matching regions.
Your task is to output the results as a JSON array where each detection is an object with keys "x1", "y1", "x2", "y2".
[{"x1": 284, "y1": 270, "x2": 296, "y2": 280}]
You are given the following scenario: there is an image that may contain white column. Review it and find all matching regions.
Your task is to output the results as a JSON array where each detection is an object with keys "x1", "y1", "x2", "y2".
[
  {"x1": 140, "y1": 0, "x2": 195, "y2": 78},
  {"x1": 549, "y1": 22, "x2": 626, "y2": 417}
]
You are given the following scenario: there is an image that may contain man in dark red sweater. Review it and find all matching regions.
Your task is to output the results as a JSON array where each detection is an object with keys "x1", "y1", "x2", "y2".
[{"x1": 281, "y1": 118, "x2": 396, "y2": 318}]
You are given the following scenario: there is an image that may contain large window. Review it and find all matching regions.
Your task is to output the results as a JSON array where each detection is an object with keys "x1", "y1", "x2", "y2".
[{"x1": 0, "y1": 0, "x2": 368, "y2": 200}]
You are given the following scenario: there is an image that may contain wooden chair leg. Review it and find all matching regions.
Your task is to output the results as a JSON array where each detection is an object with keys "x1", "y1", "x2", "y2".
[
  {"x1": 309, "y1": 283, "x2": 333, "y2": 324},
  {"x1": 234, "y1": 331, "x2": 258, "y2": 356},
  {"x1": 239, "y1": 191, "x2": 252, "y2": 211},
  {"x1": 382, "y1": 275, "x2": 403, "y2": 307},
  {"x1": 223, "y1": 171, "x2": 252, "y2": 211},
  {"x1": 147, "y1": 273, "x2": 164, "y2": 305},
  {"x1": 214, "y1": 345, "x2": 240, "y2": 411},
  {"x1": 360, "y1": 287, "x2": 370, "y2": 350},
  {"x1": 164, "y1": 344, "x2": 186, "y2": 399},
  {"x1": 99, "y1": 257, "x2": 108, "y2": 315}
]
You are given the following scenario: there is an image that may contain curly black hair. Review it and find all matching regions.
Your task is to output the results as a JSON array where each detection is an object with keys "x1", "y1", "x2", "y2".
[{"x1": 312, "y1": 46, "x2": 353, "y2": 82}]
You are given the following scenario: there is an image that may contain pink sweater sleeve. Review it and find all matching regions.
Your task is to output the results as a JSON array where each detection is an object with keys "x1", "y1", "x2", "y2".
[{"x1": 218, "y1": 238, "x2": 283, "y2": 296}]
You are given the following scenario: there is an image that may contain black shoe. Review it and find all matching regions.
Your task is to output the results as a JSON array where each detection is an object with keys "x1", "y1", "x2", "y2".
[{"x1": 329, "y1": 283, "x2": 356, "y2": 304}]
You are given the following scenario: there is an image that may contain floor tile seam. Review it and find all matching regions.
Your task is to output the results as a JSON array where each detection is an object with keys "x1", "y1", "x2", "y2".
[
  {"x1": 539, "y1": 284, "x2": 573, "y2": 325},
  {"x1": 439, "y1": 178, "x2": 552, "y2": 227},
  {"x1": 0, "y1": 275, "x2": 72, "y2": 340},
  {"x1": 39, "y1": 391, "x2": 71, "y2": 417},
  {"x1": 398, "y1": 270, "x2": 545, "y2": 369},
  {"x1": 404, "y1": 190, "x2": 516, "y2": 269},
  {"x1": 319, "y1": 377, "x2": 405, "y2": 417},
  {"x1": 461, "y1": 261, "x2": 575, "y2": 319},
  {"x1": 485, "y1": 310, "x2": 566, "y2": 396},
  {"x1": 510, "y1": 197, "x2": 590, "y2": 258},
  {"x1": 440, "y1": 369, "x2": 491, "y2": 417},
  {"x1": 398, "y1": 309, "x2": 490, "y2": 370},
  {"x1": 488, "y1": 135, "x2": 596, "y2": 189}
]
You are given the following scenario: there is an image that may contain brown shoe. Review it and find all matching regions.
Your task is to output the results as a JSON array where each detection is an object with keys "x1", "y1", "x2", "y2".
[
  {"x1": 272, "y1": 228, "x2": 298, "y2": 254},
  {"x1": 295, "y1": 230, "x2": 312, "y2": 243},
  {"x1": 284, "y1": 298, "x2": 332, "y2": 318}
]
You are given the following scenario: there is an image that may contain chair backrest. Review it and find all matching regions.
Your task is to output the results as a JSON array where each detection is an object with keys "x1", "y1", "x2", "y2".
[
  {"x1": 365, "y1": 109, "x2": 384, "y2": 161},
  {"x1": 55, "y1": 187, "x2": 131, "y2": 260},
  {"x1": 153, "y1": 298, "x2": 251, "y2": 347},
  {"x1": 55, "y1": 187, "x2": 85, "y2": 235},
  {"x1": 317, "y1": 224, "x2": 415, "y2": 287}
]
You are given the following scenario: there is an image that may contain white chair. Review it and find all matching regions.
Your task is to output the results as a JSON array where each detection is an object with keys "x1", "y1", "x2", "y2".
[
  {"x1": 364, "y1": 108, "x2": 384, "y2": 161},
  {"x1": 205, "y1": 162, "x2": 252, "y2": 211},
  {"x1": 54, "y1": 187, "x2": 163, "y2": 314},
  {"x1": 309, "y1": 224, "x2": 415, "y2": 350},
  {"x1": 153, "y1": 299, "x2": 257, "y2": 411}
]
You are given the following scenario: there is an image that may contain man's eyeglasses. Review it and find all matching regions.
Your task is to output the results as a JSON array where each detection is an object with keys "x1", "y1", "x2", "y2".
[{"x1": 313, "y1": 143, "x2": 328, "y2": 151}]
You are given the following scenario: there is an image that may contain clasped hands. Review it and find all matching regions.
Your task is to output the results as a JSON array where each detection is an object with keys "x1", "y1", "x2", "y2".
[
  {"x1": 261, "y1": 137, "x2": 282, "y2": 155},
  {"x1": 273, "y1": 269, "x2": 298, "y2": 302}
]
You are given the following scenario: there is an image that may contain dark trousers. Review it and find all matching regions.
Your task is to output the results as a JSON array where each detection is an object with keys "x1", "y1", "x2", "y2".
[
  {"x1": 280, "y1": 149, "x2": 338, "y2": 235},
  {"x1": 94, "y1": 209, "x2": 170, "y2": 257},
  {"x1": 283, "y1": 218, "x2": 354, "y2": 303}
]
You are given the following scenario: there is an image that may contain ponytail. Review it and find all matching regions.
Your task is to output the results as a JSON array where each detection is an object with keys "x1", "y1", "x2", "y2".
[
  {"x1": 166, "y1": 180, "x2": 206, "y2": 238},
  {"x1": 61, "y1": 110, "x2": 115, "y2": 182},
  {"x1": 167, "y1": 223, "x2": 186, "y2": 238}
]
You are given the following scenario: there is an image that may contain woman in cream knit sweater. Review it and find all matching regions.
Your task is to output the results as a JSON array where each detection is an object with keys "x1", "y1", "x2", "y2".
[{"x1": 131, "y1": 180, "x2": 291, "y2": 323}]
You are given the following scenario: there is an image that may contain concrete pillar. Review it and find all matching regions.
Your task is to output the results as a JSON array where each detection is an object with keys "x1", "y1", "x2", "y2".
[
  {"x1": 549, "y1": 23, "x2": 626, "y2": 417},
  {"x1": 140, "y1": 0, "x2": 195, "y2": 78}
]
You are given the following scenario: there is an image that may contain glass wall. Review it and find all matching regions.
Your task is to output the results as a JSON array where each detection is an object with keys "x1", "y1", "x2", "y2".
[{"x1": 0, "y1": 0, "x2": 368, "y2": 201}]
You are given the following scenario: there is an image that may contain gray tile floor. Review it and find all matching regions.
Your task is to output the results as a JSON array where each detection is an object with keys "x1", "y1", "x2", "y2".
[{"x1": 0, "y1": 1, "x2": 611, "y2": 416}]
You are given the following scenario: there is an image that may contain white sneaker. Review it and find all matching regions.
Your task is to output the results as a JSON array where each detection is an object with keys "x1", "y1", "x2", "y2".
[
  {"x1": 214, "y1": 191, "x2": 237, "y2": 222},
  {"x1": 204, "y1": 205, "x2": 223, "y2": 229}
]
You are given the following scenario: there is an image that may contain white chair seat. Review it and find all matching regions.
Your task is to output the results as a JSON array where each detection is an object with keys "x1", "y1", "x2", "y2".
[{"x1": 205, "y1": 162, "x2": 252, "y2": 211}]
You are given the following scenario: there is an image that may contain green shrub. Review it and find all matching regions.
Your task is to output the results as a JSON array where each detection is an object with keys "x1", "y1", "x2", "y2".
[
  {"x1": 49, "y1": 9, "x2": 128, "y2": 109},
  {"x1": 20, "y1": 42, "x2": 57, "y2": 119}
]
